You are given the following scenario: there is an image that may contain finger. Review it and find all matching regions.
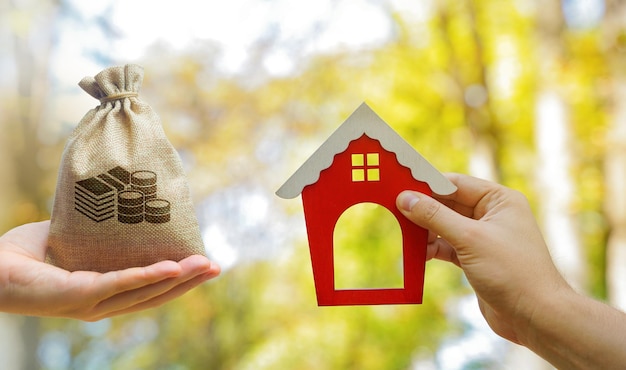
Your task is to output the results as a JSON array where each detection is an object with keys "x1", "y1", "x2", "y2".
[
  {"x1": 99, "y1": 272, "x2": 217, "y2": 319},
  {"x1": 427, "y1": 230, "x2": 438, "y2": 244},
  {"x1": 24, "y1": 258, "x2": 183, "y2": 318},
  {"x1": 426, "y1": 238, "x2": 461, "y2": 267},
  {"x1": 433, "y1": 173, "x2": 498, "y2": 214},
  {"x1": 95, "y1": 260, "x2": 183, "y2": 299},
  {"x1": 397, "y1": 190, "x2": 475, "y2": 247},
  {"x1": 93, "y1": 256, "x2": 219, "y2": 314}
]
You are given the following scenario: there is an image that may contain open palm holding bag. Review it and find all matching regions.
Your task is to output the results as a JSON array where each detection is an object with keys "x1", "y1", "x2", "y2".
[{"x1": 48, "y1": 64, "x2": 206, "y2": 273}]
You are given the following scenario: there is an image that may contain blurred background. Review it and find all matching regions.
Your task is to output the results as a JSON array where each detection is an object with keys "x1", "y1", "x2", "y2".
[{"x1": 1, "y1": 0, "x2": 624, "y2": 368}]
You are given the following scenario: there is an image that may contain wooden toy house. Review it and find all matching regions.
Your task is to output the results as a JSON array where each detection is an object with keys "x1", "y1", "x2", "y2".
[{"x1": 276, "y1": 103, "x2": 456, "y2": 306}]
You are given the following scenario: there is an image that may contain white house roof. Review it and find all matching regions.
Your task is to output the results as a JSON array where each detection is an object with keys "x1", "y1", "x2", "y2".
[{"x1": 276, "y1": 102, "x2": 457, "y2": 199}]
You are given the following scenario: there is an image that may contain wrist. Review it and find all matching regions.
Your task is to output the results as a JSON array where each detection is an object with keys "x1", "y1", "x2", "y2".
[
  {"x1": 512, "y1": 278, "x2": 576, "y2": 348},
  {"x1": 514, "y1": 283, "x2": 626, "y2": 370}
]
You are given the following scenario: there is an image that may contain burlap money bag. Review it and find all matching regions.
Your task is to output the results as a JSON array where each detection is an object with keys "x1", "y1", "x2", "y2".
[{"x1": 48, "y1": 64, "x2": 206, "y2": 272}]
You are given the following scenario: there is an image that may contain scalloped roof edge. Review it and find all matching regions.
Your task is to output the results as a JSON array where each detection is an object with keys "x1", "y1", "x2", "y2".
[{"x1": 276, "y1": 103, "x2": 457, "y2": 199}]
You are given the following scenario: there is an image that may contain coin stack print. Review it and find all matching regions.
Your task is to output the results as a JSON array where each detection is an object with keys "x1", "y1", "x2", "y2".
[
  {"x1": 131, "y1": 171, "x2": 157, "y2": 200},
  {"x1": 145, "y1": 199, "x2": 171, "y2": 223},
  {"x1": 75, "y1": 166, "x2": 171, "y2": 224},
  {"x1": 118, "y1": 190, "x2": 145, "y2": 224}
]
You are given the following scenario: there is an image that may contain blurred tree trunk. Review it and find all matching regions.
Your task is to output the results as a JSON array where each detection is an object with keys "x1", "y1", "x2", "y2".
[
  {"x1": 604, "y1": 82, "x2": 626, "y2": 311},
  {"x1": 532, "y1": 0, "x2": 586, "y2": 291},
  {"x1": 603, "y1": 0, "x2": 626, "y2": 312},
  {"x1": 510, "y1": 0, "x2": 583, "y2": 368},
  {"x1": 0, "y1": 9, "x2": 23, "y2": 368},
  {"x1": 438, "y1": 0, "x2": 501, "y2": 182},
  {"x1": 9, "y1": 0, "x2": 57, "y2": 218},
  {"x1": 1, "y1": 0, "x2": 61, "y2": 369},
  {"x1": 0, "y1": 315, "x2": 24, "y2": 370},
  {"x1": 535, "y1": 91, "x2": 586, "y2": 289},
  {"x1": 438, "y1": 1, "x2": 547, "y2": 368}
]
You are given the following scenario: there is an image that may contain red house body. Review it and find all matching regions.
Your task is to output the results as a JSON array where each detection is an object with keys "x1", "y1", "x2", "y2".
[{"x1": 277, "y1": 103, "x2": 456, "y2": 306}]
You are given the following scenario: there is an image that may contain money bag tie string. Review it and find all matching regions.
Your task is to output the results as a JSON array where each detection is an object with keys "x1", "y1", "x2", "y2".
[{"x1": 99, "y1": 92, "x2": 138, "y2": 104}]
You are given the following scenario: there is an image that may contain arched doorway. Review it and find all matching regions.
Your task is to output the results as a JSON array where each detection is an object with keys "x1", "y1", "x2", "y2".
[{"x1": 333, "y1": 202, "x2": 404, "y2": 290}]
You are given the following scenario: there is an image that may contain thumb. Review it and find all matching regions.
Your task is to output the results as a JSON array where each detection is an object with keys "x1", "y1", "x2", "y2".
[{"x1": 396, "y1": 190, "x2": 472, "y2": 245}]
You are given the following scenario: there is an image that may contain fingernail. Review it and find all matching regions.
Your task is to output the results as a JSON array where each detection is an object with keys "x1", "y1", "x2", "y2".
[{"x1": 398, "y1": 191, "x2": 420, "y2": 212}]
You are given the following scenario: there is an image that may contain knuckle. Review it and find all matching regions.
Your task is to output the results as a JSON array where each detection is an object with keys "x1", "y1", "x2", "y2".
[
  {"x1": 456, "y1": 222, "x2": 483, "y2": 242},
  {"x1": 500, "y1": 187, "x2": 528, "y2": 205},
  {"x1": 420, "y1": 198, "x2": 442, "y2": 223},
  {"x1": 511, "y1": 189, "x2": 531, "y2": 207}
]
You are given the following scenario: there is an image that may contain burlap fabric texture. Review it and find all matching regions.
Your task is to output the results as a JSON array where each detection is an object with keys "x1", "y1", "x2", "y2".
[{"x1": 48, "y1": 64, "x2": 206, "y2": 272}]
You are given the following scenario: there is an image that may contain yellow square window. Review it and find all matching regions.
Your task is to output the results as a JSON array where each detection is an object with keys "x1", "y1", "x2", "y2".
[
  {"x1": 366, "y1": 153, "x2": 379, "y2": 166},
  {"x1": 367, "y1": 168, "x2": 380, "y2": 181},
  {"x1": 352, "y1": 169, "x2": 365, "y2": 182},
  {"x1": 351, "y1": 154, "x2": 364, "y2": 166}
]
